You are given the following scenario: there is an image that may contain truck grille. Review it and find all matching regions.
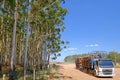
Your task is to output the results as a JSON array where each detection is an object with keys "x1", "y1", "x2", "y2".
[{"x1": 102, "y1": 69, "x2": 112, "y2": 75}]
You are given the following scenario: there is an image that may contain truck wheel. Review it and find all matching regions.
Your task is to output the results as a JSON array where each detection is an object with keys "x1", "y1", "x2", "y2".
[
  {"x1": 93, "y1": 70, "x2": 97, "y2": 77},
  {"x1": 76, "y1": 64, "x2": 78, "y2": 69}
]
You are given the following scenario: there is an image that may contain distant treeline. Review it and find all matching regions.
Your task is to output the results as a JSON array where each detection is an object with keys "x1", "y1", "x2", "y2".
[{"x1": 64, "y1": 51, "x2": 120, "y2": 64}]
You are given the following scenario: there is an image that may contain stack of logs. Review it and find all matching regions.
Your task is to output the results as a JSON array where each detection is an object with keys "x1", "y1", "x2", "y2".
[
  {"x1": 76, "y1": 55, "x2": 99, "y2": 69},
  {"x1": 82, "y1": 56, "x2": 91, "y2": 69},
  {"x1": 75, "y1": 57, "x2": 82, "y2": 69}
]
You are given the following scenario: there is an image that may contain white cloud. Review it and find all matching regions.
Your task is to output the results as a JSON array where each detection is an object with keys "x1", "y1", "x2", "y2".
[
  {"x1": 64, "y1": 48, "x2": 78, "y2": 51},
  {"x1": 85, "y1": 44, "x2": 99, "y2": 47}
]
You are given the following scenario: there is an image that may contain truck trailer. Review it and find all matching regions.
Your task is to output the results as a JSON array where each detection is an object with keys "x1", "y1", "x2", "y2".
[{"x1": 75, "y1": 55, "x2": 115, "y2": 77}]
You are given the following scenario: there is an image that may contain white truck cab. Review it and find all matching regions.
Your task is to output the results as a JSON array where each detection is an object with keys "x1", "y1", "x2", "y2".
[{"x1": 94, "y1": 58, "x2": 115, "y2": 77}]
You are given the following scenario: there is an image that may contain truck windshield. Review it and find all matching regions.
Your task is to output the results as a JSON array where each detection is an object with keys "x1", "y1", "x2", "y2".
[{"x1": 99, "y1": 60, "x2": 114, "y2": 68}]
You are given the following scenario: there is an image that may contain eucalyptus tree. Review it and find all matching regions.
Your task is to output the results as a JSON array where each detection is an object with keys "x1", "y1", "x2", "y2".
[
  {"x1": 23, "y1": 0, "x2": 32, "y2": 79},
  {"x1": 0, "y1": 0, "x2": 68, "y2": 79},
  {"x1": 8, "y1": 0, "x2": 18, "y2": 79},
  {"x1": 0, "y1": 0, "x2": 5, "y2": 71},
  {"x1": 43, "y1": 0, "x2": 68, "y2": 63},
  {"x1": 0, "y1": 0, "x2": 14, "y2": 69},
  {"x1": 29, "y1": 0, "x2": 68, "y2": 69}
]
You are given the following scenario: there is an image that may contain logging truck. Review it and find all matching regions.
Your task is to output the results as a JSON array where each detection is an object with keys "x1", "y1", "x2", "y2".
[{"x1": 75, "y1": 55, "x2": 115, "y2": 77}]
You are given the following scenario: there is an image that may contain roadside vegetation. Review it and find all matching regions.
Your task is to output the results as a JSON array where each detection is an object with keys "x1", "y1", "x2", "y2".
[
  {"x1": 64, "y1": 51, "x2": 120, "y2": 66},
  {"x1": 0, "y1": 0, "x2": 68, "y2": 80},
  {"x1": 115, "y1": 63, "x2": 120, "y2": 68},
  {"x1": 0, "y1": 64, "x2": 60, "y2": 80}
]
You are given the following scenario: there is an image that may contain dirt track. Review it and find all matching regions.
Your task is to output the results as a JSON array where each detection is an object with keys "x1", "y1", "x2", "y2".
[{"x1": 57, "y1": 63, "x2": 120, "y2": 80}]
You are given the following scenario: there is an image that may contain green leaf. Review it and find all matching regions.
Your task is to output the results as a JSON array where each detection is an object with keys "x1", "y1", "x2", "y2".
[{"x1": 8, "y1": 0, "x2": 15, "y2": 9}]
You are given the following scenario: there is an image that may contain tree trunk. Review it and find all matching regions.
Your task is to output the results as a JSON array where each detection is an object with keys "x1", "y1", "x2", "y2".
[
  {"x1": 9, "y1": 0, "x2": 18, "y2": 80},
  {"x1": 24, "y1": 0, "x2": 31, "y2": 79},
  {"x1": 0, "y1": 0, "x2": 5, "y2": 71}
]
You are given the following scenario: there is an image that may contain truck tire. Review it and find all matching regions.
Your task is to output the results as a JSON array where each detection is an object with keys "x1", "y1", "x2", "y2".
[{"x1": 93, "y1": 70, "x2": 97, "y2": 77}]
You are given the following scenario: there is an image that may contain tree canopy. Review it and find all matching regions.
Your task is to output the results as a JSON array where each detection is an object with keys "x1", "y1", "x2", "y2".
[
  {"x1": 64, "y1": 51, "x2": 120, "y2": 63},
  {"x1": 0, "y1": 0, "x2": 68, "y2": 79}
]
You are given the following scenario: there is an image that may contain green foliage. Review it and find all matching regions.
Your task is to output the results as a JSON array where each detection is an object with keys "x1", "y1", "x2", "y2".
[
  {"x1": 8, "y1": 0, "x2": 15, "y2": 10},
  {"x1": 0, "y1": 0, "x2": 68, "y2": 79},
  {"x1": 0, "y1": 65, "x2": 59, "y2": 80},
  {"x1": 64, "y1": 51, "x2": 120, "y2": 64},
  {"x1": 108, "y1": 51, "x2": 120, "y2": 63},
  {"x1": 115, "y1": 65, "x2": 120, "y2": 68},
  {"x1": 64, "y1": 54, "x2": 84, "y2": 63}
]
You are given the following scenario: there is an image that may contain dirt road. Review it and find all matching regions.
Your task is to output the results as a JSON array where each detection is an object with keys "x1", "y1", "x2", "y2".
[{"x1": 57, "y1": 63, "x2": 120, "y2": 80}]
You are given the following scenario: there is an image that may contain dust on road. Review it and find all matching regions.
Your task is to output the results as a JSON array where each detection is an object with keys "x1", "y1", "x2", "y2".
[{"x1": 57, "y1": 63, "x2": 120, "y2": 80}]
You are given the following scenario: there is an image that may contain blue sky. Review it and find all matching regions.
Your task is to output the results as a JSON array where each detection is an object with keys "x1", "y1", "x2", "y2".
[{"x1": 55, "y1": 0, "x2": 120, "y2": 62}]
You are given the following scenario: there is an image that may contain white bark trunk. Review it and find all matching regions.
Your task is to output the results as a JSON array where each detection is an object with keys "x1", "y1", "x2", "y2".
[
  {"x1": 24, "y1": 0, "x2": 31, "y2": 80},
  {"x1": 11, "y1": 0, "x2": 17, "y2": 71}
]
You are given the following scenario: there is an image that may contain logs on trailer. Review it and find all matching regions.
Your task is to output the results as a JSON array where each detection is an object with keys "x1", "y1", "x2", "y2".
[
  {"x1": 75, "y1": 57, "x2": 82, "y2": 69},
  {"x1": 75, "y1": 54, "x2": 115, "y2": 77},
  {"x1": 75, "y1": 55, "x2": 96, "y2": 69}
]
